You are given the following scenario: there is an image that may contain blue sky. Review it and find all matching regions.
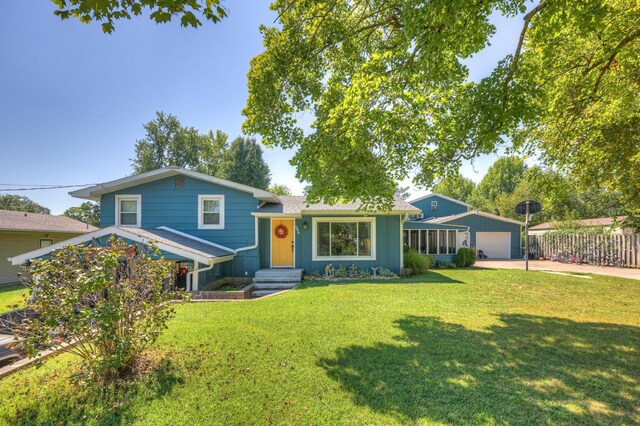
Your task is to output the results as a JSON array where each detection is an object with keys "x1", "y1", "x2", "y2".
[{"x1": 0, "y1": 1, "x2": 524, "y2": 214}]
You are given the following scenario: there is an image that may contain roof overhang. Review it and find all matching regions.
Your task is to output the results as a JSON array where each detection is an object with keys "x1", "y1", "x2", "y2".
[
  {"x1": 70, "y1": 167, "x2": 279, "y2": 203},
  {"x1": 8, "y1": 226, "x2": 235, "y2": 266},
  {"x1": 430, "y1": 210, "x2": 524, "y2": 226}
]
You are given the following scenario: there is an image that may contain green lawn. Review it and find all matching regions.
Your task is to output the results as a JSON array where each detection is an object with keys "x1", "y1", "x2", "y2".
[
  {"x1": 1, "y1": 269, "x2": 639, "y2": 425},
  {"x1": 0, "y1": 284, "x2": 26, "y2": 314}
]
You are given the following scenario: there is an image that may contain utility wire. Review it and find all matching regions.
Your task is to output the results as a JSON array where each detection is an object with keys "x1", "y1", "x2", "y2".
[{"x1": 0, "y1": 183, "x2": 99, "y2": 191}]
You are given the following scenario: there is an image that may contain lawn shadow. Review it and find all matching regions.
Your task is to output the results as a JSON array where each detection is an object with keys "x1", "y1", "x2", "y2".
[
  {"x1": 5, "y1": 357, "x2": 184, "y2": 425},
  {"x1": 319, "y1": 314, "x2": 640, "y2": 424},
  {"x1": 299, "y1": 271, "x2": 464, "y2": 289}
]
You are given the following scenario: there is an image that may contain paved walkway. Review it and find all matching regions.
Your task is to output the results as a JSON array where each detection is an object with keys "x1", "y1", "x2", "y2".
[{"x1": 476, "y1": 259, "x2": 640, "y2": 280}]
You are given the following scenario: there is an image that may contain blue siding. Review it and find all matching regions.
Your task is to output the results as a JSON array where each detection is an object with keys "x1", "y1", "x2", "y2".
[
  {"x1": 100, "y1": 175, "x2": 261, "y2": 276},
  {"x1": 446, "y1": 214, "x2": 522, "y2": 259},
  {"x1": 288, "y1": 215, "x2": 402, "y2": 274},
  {"x1": 409, "y1": 195, "x2": 468, "y2": 218},
  {"x1": 403, "y1": 222, "x2": 467, "y2": 230}
]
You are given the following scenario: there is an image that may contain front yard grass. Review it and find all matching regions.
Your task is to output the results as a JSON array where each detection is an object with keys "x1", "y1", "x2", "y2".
[
  {"x1": 0, "y1": 283, "x2": 26, "y2": 314},
  {"x1": 1, "y1": 269, "x2": 639, "y2": 425}
]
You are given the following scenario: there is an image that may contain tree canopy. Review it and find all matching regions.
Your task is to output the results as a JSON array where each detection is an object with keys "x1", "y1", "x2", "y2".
[
  {"x1": 131, "y1": 112, "x2": 229, "y2": 176},
  {"x1": 431, "y1": 173, "x2": 476, "y2": 203},
  {"x1": 219, "y1": 137, "x2": 271, "y2": 190},
  {"x1": 244, "y1": 0, "x2": 640, "y2": 217},
  {"x1": 0, "y1": 194, "x2": 50, "y2": 214},
  {"x1": 49, "y1": 0, "x2": 227, "y2": 33},
  {"x1": 63, "y1": 201, "x2": 100, "y2": 227},
  {"x1": 268, "y1": 184, "x2": 292, "y2": 196},
  {"x1": 467, "y1": 156, "x2": 527, "y2": 211}
]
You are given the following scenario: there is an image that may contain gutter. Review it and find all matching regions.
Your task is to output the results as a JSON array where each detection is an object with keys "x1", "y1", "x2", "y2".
[{"x1": 235, "y1": 216, "x2": 259, "y2": 253}]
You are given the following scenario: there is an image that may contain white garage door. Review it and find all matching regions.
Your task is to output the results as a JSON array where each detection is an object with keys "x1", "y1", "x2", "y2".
[{"x1": 476, "y1": 232, "x2": 511, "y2": 259}]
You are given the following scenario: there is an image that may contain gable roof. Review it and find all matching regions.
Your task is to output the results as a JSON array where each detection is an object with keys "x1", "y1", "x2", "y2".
[
  {"x1": 8, "y1": 226, "x2": 235, "y2": 266},
  {"x1": 254, "y1": 196, "x2": 420, "y2": 216},
  {"x1": 408, "y1": 193, "x2": 472, "y2": 208},
  {"x1": 426, "y1": 210, "x2": 524, "y2": 226},
  {"x1": 530, "y1": 215, "x2": 628, "y2": 230},
  {"x1": 70, "y1": 167, "x2": 279, "y2": 203},
  {"x1": 0, "y1": 209, "x2": 97, "y2": 233}
]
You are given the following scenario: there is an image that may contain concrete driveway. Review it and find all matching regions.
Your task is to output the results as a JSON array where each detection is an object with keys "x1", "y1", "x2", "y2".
[{"x1": 476, "y1": 259, "x2": 640, "y2": 280}]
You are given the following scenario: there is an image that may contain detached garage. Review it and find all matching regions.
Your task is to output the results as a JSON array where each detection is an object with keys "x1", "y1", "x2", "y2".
[{"x1": 426, "y1": 211, "x2": 523, "y2": 259}]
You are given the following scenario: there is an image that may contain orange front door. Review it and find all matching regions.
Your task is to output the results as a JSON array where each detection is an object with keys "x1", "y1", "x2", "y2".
[{"x1": 272, "y1": 219, "x2": 294, "y2": 267}]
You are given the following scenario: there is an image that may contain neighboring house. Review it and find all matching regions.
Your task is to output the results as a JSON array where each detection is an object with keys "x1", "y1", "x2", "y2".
[
  {"x1": 9, "y1": 167, "x2": 419, "y2": 291},
  {"x1": 529, "y1": 216, "x2": 630, "y2": 235},
  {"x1": 404, "y1": 194, "x2": 524, "y2": 260},
  {"x1": 9, "y1": 169, "x2": 523, "y2": 292},
  {"x1": 0, "y1": 210, "x2": 96, "y2": 285}
]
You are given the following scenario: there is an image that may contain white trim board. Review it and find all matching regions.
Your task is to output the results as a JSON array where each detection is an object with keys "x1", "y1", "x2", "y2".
[
  {"x1": 428, "y1": 210, "x2": 525, "y2": 226},
  {"x1": 8, "y1": 226, "x2": 230, "y2": 266},
  {"x1": 70, "y1": 166, "x2": 279, "y2": 203},
  {"x1": 408, "y1": 193, "x2": 472, "y2": 208}
]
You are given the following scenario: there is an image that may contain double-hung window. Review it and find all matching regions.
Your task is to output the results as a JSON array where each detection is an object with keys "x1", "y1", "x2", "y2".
[
  {"x1": 115, "y1": 195, "x2": 141, "y2": 227},
  {"x1": 198, "y1": 195, "x2": 225, "y2": 229},
  {"x1": 313, "y1": 218, "x2": 375, "y2": 260}
]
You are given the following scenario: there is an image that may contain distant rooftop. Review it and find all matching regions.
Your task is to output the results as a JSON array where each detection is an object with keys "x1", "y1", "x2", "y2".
[
  {"x1": 0, "y1": 209, "x2": 97, "y2": 233},
  {"x1": 255, "y1": 196, "x2": 420, "y2": 215},
  {"x1": 530, "y1": 216, "x2": 628, "y2": 230}
]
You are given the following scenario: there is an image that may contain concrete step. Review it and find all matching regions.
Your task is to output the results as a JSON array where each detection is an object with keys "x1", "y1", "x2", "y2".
[
  {"x1": 253, "y1": 282, "x2": 297, "y2": 290},
  {"x1": 253, "y1": 268, "x2": 303, "y2": 284},
  {"x1": 252, "y1": 289, "x2": 289, "y2": 297}
]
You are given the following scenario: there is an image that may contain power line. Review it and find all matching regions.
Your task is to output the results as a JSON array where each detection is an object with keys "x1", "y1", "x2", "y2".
[{"x1": 0, "y1": 183, "x2": 99, "y2": 191}]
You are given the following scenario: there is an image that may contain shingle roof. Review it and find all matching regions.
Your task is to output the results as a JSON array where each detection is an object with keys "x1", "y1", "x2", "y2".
[
  {"x1": 121, "y1": 227, "x2": 235, "y2": 258},
  {"x1": 0, "y1": 209, "x2": 97, "y2": 233},
  {"x1": 256, "y1": 196, "x2": 420, "y2": 215},
  {"x1": 530, "y1": 216, "x2": 628, "y2": 230}
]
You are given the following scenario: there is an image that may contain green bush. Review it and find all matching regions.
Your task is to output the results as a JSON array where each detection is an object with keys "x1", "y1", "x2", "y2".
[
  {"x1": 403, "y1": 249, "x2": 430, "y2": 274},
  {"x1": 424, "y1": 255, "x2": 435, "y2": 270},
  {"x1": 456, "y1": 248, "x2": 477, "y2": 267}
]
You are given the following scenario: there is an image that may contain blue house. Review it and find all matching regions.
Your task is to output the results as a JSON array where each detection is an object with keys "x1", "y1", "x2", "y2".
[
  {"x1": 404, "y1": 193, "x2": 524, "y2": 261},
  {"x1": 10, "y1": 168, "x2": 523, "y2": 292},
  {"x1": 10, "y1": 167, "x2": 419, "y2": 291}
]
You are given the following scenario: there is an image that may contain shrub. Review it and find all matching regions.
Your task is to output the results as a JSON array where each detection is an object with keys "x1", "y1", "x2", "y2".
[
  {"x1": 335, "y1": 265, "x2": 348, "y2": 278},
  {"x1": 424, "y1": 255, "x2": 435, "y2": 270},
  {"x1": 378, "y1": 267, "x2": 397, "y2": 277},
  {"x1": 456, "y1": 248, "x2": 477, "y2": 267},
  {"x1": 13, "y1": 238, "x2": 184, "y2": 384},
  {"x1": 357, "y1": 268, "x2": 371, "y2": 278},
  {"x1": 403, "y1": 248, "x2": 430, "y2": 274},
  {"x1": 436, "y1": 261, "x2": 457, "y2": 269}
]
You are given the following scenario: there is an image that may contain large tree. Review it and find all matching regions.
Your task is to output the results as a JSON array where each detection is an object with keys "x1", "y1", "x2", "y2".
[
  {"x1": 268, "y1": 184, "x2": 292, "y2": 196},
  {"x1": 219, "y1": 137, "x2": 271, "y2": 190},
  {"x1": 244, "y1": 0, "x2": 640, "y2": 218},
  {"x1": 0, "y1": 194, "x2": 50, "y2": 214},
  {"x1": 63, "y1": 201, "x2": 100, "y2": 227},
  {"x1": 131, "y1": 112, "x2": 229, "y2": 176},
  {"x1": 431, "y1": 173, "x2": 476, "y2": 203},
  {"x1": 468, "y1": 156, "x2": 527, "y2": 210},
  {"x1": 49, "y1": 0, "x2": 227, "y2": 33}
]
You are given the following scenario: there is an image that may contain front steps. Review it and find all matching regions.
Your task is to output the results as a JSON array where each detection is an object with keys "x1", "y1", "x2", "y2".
[{"x1": 252, "y1": 269, "x2": 303, "y2": 297}]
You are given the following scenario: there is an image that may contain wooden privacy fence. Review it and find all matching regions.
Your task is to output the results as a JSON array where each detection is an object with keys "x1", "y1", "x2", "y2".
[{"x1": 530, "y1": 233, "x2": 640, "y2": 269}]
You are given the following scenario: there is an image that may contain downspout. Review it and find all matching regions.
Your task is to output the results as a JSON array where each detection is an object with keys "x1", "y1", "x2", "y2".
[
  {"x1": 236, "y1": 216, "x2": 259, "y2": 253},
  {"x1": 187, "y1": 260, "x2": 215, "y2": 292}
]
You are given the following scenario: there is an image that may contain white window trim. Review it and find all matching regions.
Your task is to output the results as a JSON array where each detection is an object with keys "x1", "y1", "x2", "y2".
[
  {"x1": 39, "y1": 238, "x2": 54, "y2": 248},
  {"x1": 115, "y1": 194, "x2": 142, "y2": 228},
  {"x1": 198, "y1": 195, "x2": 225, "y2": 230},
  {"x1": 312, "y1": 217, "x2": 376, "y2": 261},
  {"x1": 431, "y1": 200, "x2": 438, "y2": 211}
]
